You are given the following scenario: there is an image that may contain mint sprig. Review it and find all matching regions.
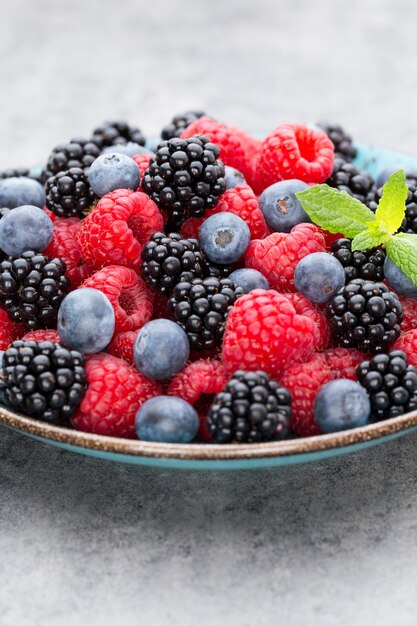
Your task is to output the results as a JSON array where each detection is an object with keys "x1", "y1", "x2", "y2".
[{"x1": 296, "y1": 169, "x2": 417, "y2": 285}]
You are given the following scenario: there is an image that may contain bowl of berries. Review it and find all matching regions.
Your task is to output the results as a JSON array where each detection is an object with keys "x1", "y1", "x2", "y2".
[{"x1": 1, "y1": 115, "x2": 417, "y2": 470}]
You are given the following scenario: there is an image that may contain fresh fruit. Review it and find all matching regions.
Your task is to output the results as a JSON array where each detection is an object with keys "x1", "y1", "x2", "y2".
[
  {"x1": 356, "y1": 351, "x2": 417, "y2": 420},
  {"x1": 0, "y1": 206, "x2": 53, "y2": 258},
  {"x1": 45, "y1": 167, "x2": 97, "y2": 218},
  {"x1": 199, "y1": 213, "x2": 251, "y2": 265},
  {"x1": 102, "y1": 143, "x2": 149, "y2": 157},
  {"x1": 285, "y1": 292, "x2": 330, "y2": 351},
  {"x1": 331, "y1": 238, "x2": 386, "y2": 282},
  {"x1": 397, "y1": 296, "x2": 417, "y2": 333},
  {"x1": 393, "y1": 330, "x2": 417, "y2": 367},
  {"x1": 134, "y1": 318, "x2": 190, "y2": 380},
  {"x1": 0, "y1": 308, "x2": 24, "y2": 349},
  {"x1": 228, "y1": 268, "x2": 269, "y2": 293},
  {"x1": 43, "y1": 217, "x2": 91, "y2": 288},
  {"x1": 224, "y1": 166, "x2": 246, "y2": 189},
  {"x1": 132, "y1": 152, "x2": 153, "y2": 188},
  {"x1": 108, "y1": 330, "x2": 136, "y2": 365},
  {"x1": 136, "y1": 395, "x2": 199, "y2": 443},
  {"x1": 21, "y1": 329, "x2": 60, "y2": 342},
  {"x1": 294, "y1": 251, "x2": 345, "y2": 304},
  {"x1": 0, "y1": 167, "x2": 45, "y2": 185},
  {"x1": 207, "y1": 369, "x2": 291, "y2": 443},
  {"x1": 88, "y1": 153, "x2": 140, "y2": 197},
  {"x1": 314, "y1": 379, "x2": 370, "y2": 433},
  {"x1": 327, "y1": 158, "x2": 376, "y2": 206},
  {"x1": 317, "y1": 122, "x2": 357, "y2": 161},
  {"x1": 2, "y1": 340, "x2": 86, "y2": 424},
  {"x1": 90, "y1": 120, "x2": 146, "y2": 150},
  {"x1": 384, "y1": 256, "x2": 417, "y2": 298},
  {"x1": 0, "y1": 177, "x2": 45, "y2": 209},
  {"x1": 161, "y1": 110, "x2": 206, "y2": 140},
  {"x1": 58, "y1": 288, "x2": 115, "y2": 353},
  {"x1": 45, "y1": 138, "x2": 100, "y2": 178},
  {"x1": 323, "y1": 347, "x2": 366, "y2": 379},
  {"x1": 258, "y1": 180, "x2": 310, "y2": 232}
]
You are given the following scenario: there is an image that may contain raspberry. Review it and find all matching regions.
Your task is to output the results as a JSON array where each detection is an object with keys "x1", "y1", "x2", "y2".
[
  {"x1": 77, "y1": 189, "x2": 163, "y2": 271},
  {"x1": 323, "y1": 347, "x2": 367, "y2": 379},
  {"x1": 168, "y1": 359, "x2": 229, "y2": 441},
  {"x1": 285, "y1": 292, "x2": 330, "y2": 351},
  {"x1": 108, "y1": 331, "x2": 137, "y2": 365},
  {"x1": 71, "y1": 353, "x2": 162, "y2": 438},
  {"x1": 44, "y1": 217, "x2": 92, "y2": 288},
  {"x1": 222, "y1": 289, "x2": 317, "y2": 378},
  {"x1": 0, "y1": 308, "x2": 23, "y2": 349},
  {"x1": 230, "y1": 127, "x2": 262, "y2": 167},
  {"x1": 245, "y1": 224, "x2": 326, "y2": 292},
  {"x1": 21, "y1": 329, "x2": 60, "y2": 343},
  {"x1": 393, "y1": 330, "x2": 417, "y2": 368},
  {"x1": 253, "y1": 123, "x2": 334, "y2": 194},
  {"x1": 398, "y1": 296, "x2": 417, "y2": 333},
  {"x1": 82, "y1": 265, "x2": 154, "y2": 334},
  {"x1": 132, "y1": 153, "x2": 152, "y2": 189},
  {"x1": 280, "y1": 354, "x2": 331, "y2": 437}
]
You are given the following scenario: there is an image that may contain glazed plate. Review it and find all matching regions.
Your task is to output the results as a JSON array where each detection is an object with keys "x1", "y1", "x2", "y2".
[{"x1": 1, "y1": 142, "x2": 417, "y2": 470}]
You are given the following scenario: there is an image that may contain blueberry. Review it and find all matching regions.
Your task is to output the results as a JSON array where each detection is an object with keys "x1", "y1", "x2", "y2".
[
  {"x1": 294, "y1": 252, "x2": 346, "y2": 304},
  {"x1": 136, "y1": 395, "x2": 199, "y2": 443},
  {"x1": 259, "y1": 179, "x2": 310, "y2": 232},
  {"x1": 0, "y1": 177, "x2": 45, "y2": 209},
  {"x1": 228, "y1": 268, "x2": 269, "y2": 293},
  {"x1": 199, "y1": 213, "x2": 251, "y2": 265},
  {"x1": 102, "y1": 143, "x2": 152, "y2": 158},
  {"x1": 224, "y1": 166, "x2": 246, "y2": 190},
  {"x1": 0, "y1": 205, "x2": 53, "y2": 257},
  {"x1": 384, "y1": 256, "x2": 417, "y2": 298},
  {"x1": 314, "y1": 379, "x2": 370, "y2": 433},
  {"x1": 88, "y1": 152, "x2": 140, "y2": 197},
  {"x1": 58, "y1": 288, "x2": 115, "y2": 354},
  {"x1": 134, "y1": 319, "x2": 190, "y2": 380}
]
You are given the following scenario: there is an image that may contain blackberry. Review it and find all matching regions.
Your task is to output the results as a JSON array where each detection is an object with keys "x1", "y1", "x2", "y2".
[
  {"x1": 2, "y1": 340, "x2": 86, "y2": 424},
  {"x1": 142, "y1": 136, "x2": 226, "y2": 228},
  {"x1": 168, "y1": 276, "x2": 243, "y2": 351},
  {"x1": 45, "y1": 138, "x2": 101, "y2": 179},
  {"x1": 161, "y1": 110, "x2": 206, "y2": 140},
  {"x1": 45, "y1": 167, "x2": 97, "y2": 218},
  {"x1": 207, "y1": 370, "x2": 291, "y2": 443},
  {"x1": 357, "y1": 351, "x2": 417, "y2": 421},
  {"x1": 91, "y1": 120, "x2": 146, "y2": 150},
  {"x1": 0, "y1": 252, "x2": 70, "y2": 330},
  {"x1": 328, "y1": 279, "x2": 402, "y2": 354},
  {"x1": 0, "y1": 167, "x2": 46, "y2": 185},
  {"x1": 331, "y1": 238, "x2": 386, "y2": 282},
  {"x1": 141, "y1": 232, "x2": 206, "y2": 294},
  {"x1": 327, "y1": 158, "x2": 376, "y2": 206},
  {"x1": 317, "y1": 122, "x2": 357, "y2": 161}
]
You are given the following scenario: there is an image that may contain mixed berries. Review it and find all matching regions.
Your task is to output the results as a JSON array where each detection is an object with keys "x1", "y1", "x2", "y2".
[{"x1": 1, "y1": 114, "x2": 417, "y2": 445}]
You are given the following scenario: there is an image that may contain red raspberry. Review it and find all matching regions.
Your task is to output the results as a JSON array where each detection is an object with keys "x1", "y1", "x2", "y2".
[
  {"x1": 284, "y1": 292, "x2": 330, "y2": 351},
  {"x1": 71, "y1": 353, "x2": 162, "y2": 438},
  {"x1": 245, "y1": 224, "x2": 326, "y2": 292},
  {"x1": 393, "y1": 330, "x2": 417, "y2": 368},
  {"x1": 22, "y1": 329, "x2": 60, "y2": 343},
  {"x1": 253, "y1": 123, "x2": 334, "y2": 194},
  {"x1": 82, "y1": 265, "x2": 154, "y2": 333},
  {"x1": 230, "y1": 127, "x2": 262, "y2": 165},
  {"x1": 323, "y1": 347, "x2": 367, "y2": 379},
  {"x1": 44, "y1": 217, "x2": 93, "y2": 288},
  {"x1": 43, "y1": 207, "x2": 57, "y2": 222},
  {"x1": 108, "y1": 331, "x2": 137, "y2": 365},
  {"x1": 0, "y1": 309, "x2": 24, "y2": 349},
  {"x1": 398, "y1": 296, "x2": 417, "y2": 333},
  {"x1": 280, "y1": 354, "x2": 331, "y2": 437},
  {"x1": 222, "y1": 289, "x2": 317, "y2": 378},
  {"x1": 133, "y1": 153, "x2": 152, "y2": 190},
  {"x1": 77, "y1": 189, "x2": 163, "y2": 271},
  {"x1": 168, "y1": 359, "x2": 229, "y2": 441}
]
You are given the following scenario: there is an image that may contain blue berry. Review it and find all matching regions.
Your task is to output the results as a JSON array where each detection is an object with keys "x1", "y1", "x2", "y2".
[
  {"x1": 259, "y1": 179, "x2": 310, "y2": 232},
  {"x1": 88, "y1": 152, "x2": 140, "y2": 197},
  {"x1": 57, "y1": 288, "x2": 115, "y2": 354},
  {"x1": 102, "y1": 143, "x2": 152, "y2": 158},
  {"x1": 314, "y1": 379, "x2": 370, "y2": 433},
  {"x1": 133, "y1": 318, "x2": 190, "y2": 380},
  {"x1": 294, "y1": 252, "x2": 346, "y2": 304},
  {"x1": 135, "y1": 395, "x2": 199, "y2": 443},
  {"x1": 384, "y1": 256, "x2": 417, "y2": 298},
  {"x1": 224, "y1": 166, "x2": 246, "y2": 190},
  {"x1": 228, "y1": 268, "x2": 269, "y2": 293},
  {"x1": 0, "y1": 177, "x2": 45, "y2": 209},
  {"x1": 199, "y1": 213, "x2": 251, "y2": 265},
  {"x1": 0, "y1": 205, "x2": 53, "y2": 257}
]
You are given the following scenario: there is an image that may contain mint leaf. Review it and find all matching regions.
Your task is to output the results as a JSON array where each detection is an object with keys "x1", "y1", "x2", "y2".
[
  {"x1": 351, "y1": 229, "x2": 384, "y2": 251},
  {"x1": 374, "y1": 169, "x2": 408, "y2": 234},
  {"x1": 387, "y1": 233, "x2": 417, "y2": 285},
  {"x1": 296, "y1": 185, "x2": 375, "y2": 237}
]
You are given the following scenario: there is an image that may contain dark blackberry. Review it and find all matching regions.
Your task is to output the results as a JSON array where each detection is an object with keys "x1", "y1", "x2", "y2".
[
  {"x1": 328, "y1": 279, "x2": 402, "y2": 354},
  {"x1": 0, "y1": 167, "x2": 46, "y2": 185},
  {"x1": 45, "y1": 167, "x2": 97, "y2": 218},
  {"x1": 141, "y1": 232, "x2": 206, "y2": 294},
  {"x1": 142, "y1": 136, "x2": 226, "y2": 228},
  {"x1": 207, "y1": 370, "x2": 291, "y2": 443},
  {"x1": 161, "y1": 110, "x2": 206, "y2": 140},
  {"x1": 91, "y1": 120, "x2": 146, "y2": 150},
  {"x1": 317, "y1": 122, "x2": 357, "y2": 161},
  {"x1": 370, "y1": 174, "x2": 417, "y2": 233},
  {"x1": 357, "y1": 350, "x2": 417, "y2": 421},
  {"x1": 331, "y1": 238, "x2": 386, "y2": 282},
  {"x1": 0, "y1": 252, "x2": 70, "y2": 330},
  {"x1": 2, "y1": 340, "x2": 86, "y2": 424},
  {"x1": 327, "y1": 158, "x2": 376, "y2": 206},
  {"x1": 45, "y1": 138, "x2": 101, "y2": 179},
  {"x1": 168, "y1": 276, "x2": 243, "y2": 351}
]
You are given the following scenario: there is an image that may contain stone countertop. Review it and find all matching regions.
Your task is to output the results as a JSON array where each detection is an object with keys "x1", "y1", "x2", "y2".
[{"x1": 1, "y1": 0, "x2": 417, "y2": 624}]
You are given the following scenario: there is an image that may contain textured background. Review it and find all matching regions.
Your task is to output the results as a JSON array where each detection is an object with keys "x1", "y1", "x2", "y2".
[{"x1": 1, "y1": 0, "x2": 417, "y2": 624}]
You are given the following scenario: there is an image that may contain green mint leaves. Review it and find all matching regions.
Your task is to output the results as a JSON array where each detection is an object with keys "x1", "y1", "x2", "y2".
[{"x1": 296, "y1": 169, "x2": 417, "y2": 285}]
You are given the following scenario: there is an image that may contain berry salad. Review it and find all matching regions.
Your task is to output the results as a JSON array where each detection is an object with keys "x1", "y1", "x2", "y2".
[{"x1": 1, "y1": 115, "x2": 417, "y2": 445}]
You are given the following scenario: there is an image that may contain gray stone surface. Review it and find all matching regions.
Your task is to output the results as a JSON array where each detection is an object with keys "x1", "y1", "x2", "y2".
[{"x1": 1, "y1": 0, "x2": 417, "y2": 624}]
